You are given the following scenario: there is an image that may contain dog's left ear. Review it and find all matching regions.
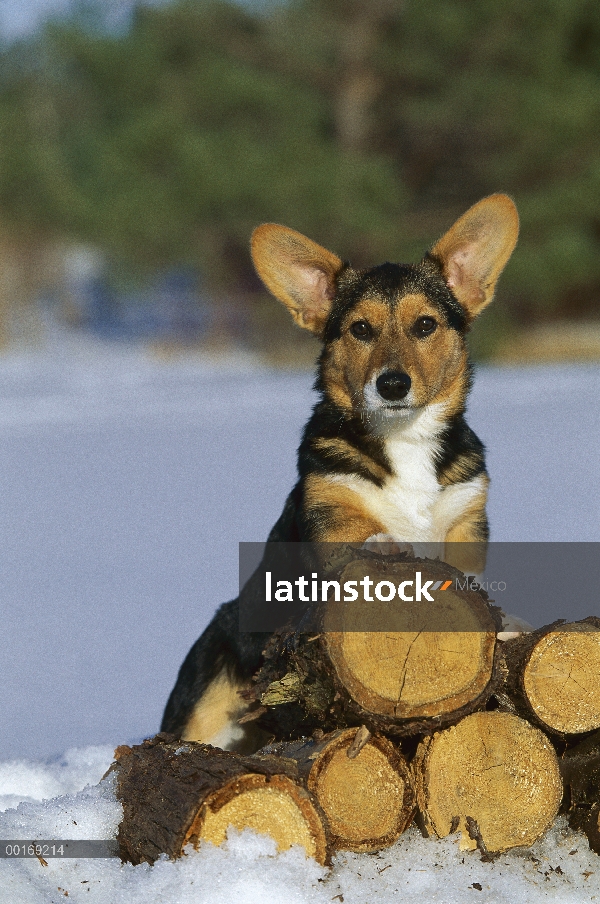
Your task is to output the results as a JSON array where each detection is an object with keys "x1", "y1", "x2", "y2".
[
  {"x1": 251, "y1": 224, "x2": 344, "y2": 335},
  {"x1": 430, "y1": 194, "x2": 519, "y2": 320}
]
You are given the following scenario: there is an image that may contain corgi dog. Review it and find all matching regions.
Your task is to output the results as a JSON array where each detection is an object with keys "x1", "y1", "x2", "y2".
[{"x1": 161, "y1": 194, "x2": 519, "y2": 751}]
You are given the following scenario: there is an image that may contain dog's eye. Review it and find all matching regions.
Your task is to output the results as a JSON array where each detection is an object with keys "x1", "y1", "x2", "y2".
[
  {"x1": 350, "y1": 320, "x2": 373, "y2": 340},
  {"x1": 414, "y1": 316, "x2": 437, "y2": 337}
]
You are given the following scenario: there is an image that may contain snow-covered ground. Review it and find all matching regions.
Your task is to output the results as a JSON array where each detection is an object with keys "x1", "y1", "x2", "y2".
[
  {"x1": 0, "y1": 336, "x2": 599, "y2": 902},
  {"x1": 1, "y1": 747, "x2": 600, "y2": 903}
]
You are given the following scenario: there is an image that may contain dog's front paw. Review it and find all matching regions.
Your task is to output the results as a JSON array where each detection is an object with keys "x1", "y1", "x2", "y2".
[
  {"x1": 362, "y1": 534, "x2": 414, "y2": 556},
  {"x1": 497, "y1": 612, "x2": 534, "y2": 642}
]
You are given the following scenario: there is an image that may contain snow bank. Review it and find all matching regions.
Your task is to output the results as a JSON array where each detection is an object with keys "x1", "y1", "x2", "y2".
[
  {"x1": 0, "y1": 746, "x2": 116, "y2": 813},
  {"x1": 0, "y1": 745, "x2": 599, "y2": 904}
]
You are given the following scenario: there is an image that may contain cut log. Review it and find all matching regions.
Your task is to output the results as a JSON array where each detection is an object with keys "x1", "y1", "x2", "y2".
[
  {"x1": 324, "y1": 557, "x2": 500, "y2": 721},
  {"x1": 501, "y1": 617, "x2": 600, "y2": 736},
  {"x1": 265, "y1": 727, "x2": 415, "y2": 852},
  {"x1": 112, "y1": 733, "x2": 328, "y2": 865},
  {"x1": 414, "y1": 711, "x2": 563, "y2": 854},
  {"x1": 254, "y1": 553, "x2": 502, "y2": 738},
  {"x1": 570, "y1": 803, "x2": 600, "y2": 855},
  {"x1": 562, "y1": 728, "x2": 600, "y2": 808},
  {"x1": 562, "y1": 729, "x2": 600, "y2": 852}
]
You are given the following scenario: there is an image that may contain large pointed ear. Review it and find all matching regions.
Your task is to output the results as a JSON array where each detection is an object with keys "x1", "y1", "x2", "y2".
[
  {"x1": 430, "y1": 194, "x2": 519, "y2": 320},
  {"x1": 251, "y1": 224, "x2": 343, "y2": 335}
]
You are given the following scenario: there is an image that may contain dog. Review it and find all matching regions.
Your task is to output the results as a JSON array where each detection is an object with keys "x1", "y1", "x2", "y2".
[{"x1": 160, "y1": 193, "x2": 520, "y2": 751}]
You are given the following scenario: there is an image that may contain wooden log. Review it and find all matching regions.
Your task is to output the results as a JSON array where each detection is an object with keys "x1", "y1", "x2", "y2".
[
  {"x1": 253, "y1": 553, "x2": 502, "y2": 738},
  {"x1": 562, "y1": 729, "x2": 600, "y2": 853},
  {"x1": 562, "y1": 728, "x2": 600, "y2": 807},
  {"x1": 570, "y1": 803, "x2": 600, "y2": 855},
  {"x1": 111, "y1": 733, "x2": 329, "y2": 865},
  {"x1": 265, "y1": 727, "x2": 416, "y2": 852},
  {"x1": 500, "y1": 617, "x2": 600, "y2": 737},
  {"x1": 413, "y1": 711, "x2": 563, "y2": 855}
]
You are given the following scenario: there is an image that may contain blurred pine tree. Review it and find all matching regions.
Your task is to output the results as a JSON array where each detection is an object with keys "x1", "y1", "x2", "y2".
[{"x1": 0, "y1": 0, "x2": 599, "y2": 348}]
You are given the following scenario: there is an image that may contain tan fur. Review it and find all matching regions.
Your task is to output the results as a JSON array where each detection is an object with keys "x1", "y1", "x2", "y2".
[
  {"x1": 312, "y1": 435, "x2": 389, "y2": 485},
  {"x1": 304, "y1": 472, "x2": 386, "y2": 542},
  {"x1": 431, "y1": 194, "x2": 519, "y2": 319},
  {"x1": 251, "y1": 225, "x2": 343, "y2": 335},
  {"x1": 437, "y1": 445, "x2": 486, "y2": 486},
  {"x1": 256, "y1": 197, "x2": 518, "y2": 545},
  {"x1": 444, "y1": 481, "x2": 489, "y2": 574},
  {"x1": 251, "y1": 199, "x2": 519, "y2": 554},
  {"x1": 320, "y1": 408, "x2": 488, "y2": 546},
  {"x1": 182, "y1": 670, "x2": 250, "y2": 748},
  {"x1": 323, "y1": 292, "x2": 468, "y2": 416},
  {"x1": 301, "y1": 281, "x2": 494, "y2": 549}
]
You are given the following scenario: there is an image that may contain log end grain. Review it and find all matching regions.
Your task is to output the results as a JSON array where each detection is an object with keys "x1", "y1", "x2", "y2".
[
  {"x1": 523, "y1": 622, "x2": 600, "y2": 735},
  {"x1": 414, "y1": 711, "x2": 563, "y2": 854},
  {"x1": 115, "y1": 736, "x2": 328, "y2": 866},
  {"x1": 305, "y1": 728, "x2": 415, "y2": 852},
  {"x1": 185, "y1": 772, "x2": 328, "y2": 865},
  {"x1": 324, "y1": 559, "x2": 498, "y2": 723}
]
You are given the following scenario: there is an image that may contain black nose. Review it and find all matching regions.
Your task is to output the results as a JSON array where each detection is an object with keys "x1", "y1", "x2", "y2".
[{"x1": 376, "y1": 370, "x2": 411, "y2": 402}]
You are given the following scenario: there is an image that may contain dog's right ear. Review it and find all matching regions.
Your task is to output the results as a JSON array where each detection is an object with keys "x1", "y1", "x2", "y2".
[{"x1": 251, "y1": 224, "x2": 343, "y2": 335}]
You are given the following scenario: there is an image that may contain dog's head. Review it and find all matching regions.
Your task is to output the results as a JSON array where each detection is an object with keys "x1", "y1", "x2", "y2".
[{"x1": 251, "y1": 195, "x2": 518, "y2": 419}]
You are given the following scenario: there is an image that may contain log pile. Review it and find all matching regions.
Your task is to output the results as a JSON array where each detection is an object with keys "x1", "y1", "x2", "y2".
[{"x1": 112, "y1": 550, "x2": 600, "y2": 864}]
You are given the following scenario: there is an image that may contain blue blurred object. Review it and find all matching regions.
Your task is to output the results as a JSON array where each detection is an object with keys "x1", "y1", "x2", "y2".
[{"x1": 79, "y1": 268, "x2": 215, "y2": 342}]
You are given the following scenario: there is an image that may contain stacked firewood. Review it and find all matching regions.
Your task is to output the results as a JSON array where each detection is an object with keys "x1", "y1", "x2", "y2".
[{"x1": 112, "y1": 551, "x2": 600, "y2": 866}]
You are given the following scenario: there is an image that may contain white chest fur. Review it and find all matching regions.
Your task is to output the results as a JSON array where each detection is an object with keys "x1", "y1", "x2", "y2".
[{"x1": 328, "y1": 404, "x2": 485, "y2": 543}]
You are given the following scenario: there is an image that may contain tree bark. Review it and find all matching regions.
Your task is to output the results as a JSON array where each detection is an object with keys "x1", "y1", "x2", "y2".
[
  {"x1": 561, "y1": 728, "x2": 600, "y2": 852},
  {"x1": 570, "y1": 803, "x2": 600, "y2": 855}
]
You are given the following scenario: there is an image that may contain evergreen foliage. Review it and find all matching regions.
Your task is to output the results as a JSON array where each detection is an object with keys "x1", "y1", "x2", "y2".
[{"x1": 1, "y1": 0, "x2": 599, "y2": 333}]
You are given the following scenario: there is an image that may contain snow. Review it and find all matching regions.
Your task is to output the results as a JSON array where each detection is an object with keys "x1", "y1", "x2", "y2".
[
  {"x1": 0, "y1": 746, "x2": 115, "y2": 812},
  {"x1": 0, "y1": 336, "x2": 599, "y2": 901},
  {"x1": 0, "y1": 746, "x2": 599, "y2": 903}
]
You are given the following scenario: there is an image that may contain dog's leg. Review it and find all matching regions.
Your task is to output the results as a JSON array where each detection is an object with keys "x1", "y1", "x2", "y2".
[
  {"x1": 445, "y1": 498, "x2": 533, "y2": 640},
  {"x1": 444, "y1": 488, "x2": 489, "y2": 576},
  {"x1": 303, "y1": 474, "x2": 385, "y2": 543},
  {"x1": 161, "y1": 598, "x2": 270, "y2": 753},
  {"x1": 180, "y1": 668, "x2": 268, "y2": 752},
  {"x1": 180, "y1": 668, "x2": 248, "y2": 746}
]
